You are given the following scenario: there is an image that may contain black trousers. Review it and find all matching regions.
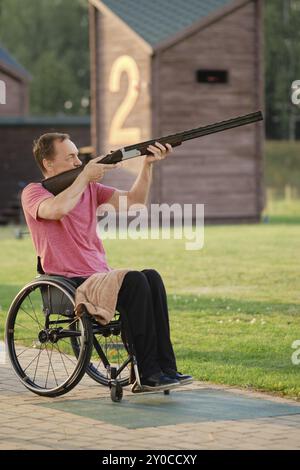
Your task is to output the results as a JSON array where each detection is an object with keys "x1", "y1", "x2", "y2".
[{"x1": 70, "y1": 269, "x2": 177, "y2": 379}]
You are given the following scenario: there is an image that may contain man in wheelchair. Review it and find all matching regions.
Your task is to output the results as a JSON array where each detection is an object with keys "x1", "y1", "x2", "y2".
[{"x1": 21, "y1": 133, "x2": 193, "y2": 392}]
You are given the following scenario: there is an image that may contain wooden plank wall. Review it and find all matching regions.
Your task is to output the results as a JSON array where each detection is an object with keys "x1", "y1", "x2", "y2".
[
  {"x1": 90, "y1": 3, "x2": 152, "y2": 192},
  {"x1": 152, "y1": 0, "x2": 263, "y2": 220}
]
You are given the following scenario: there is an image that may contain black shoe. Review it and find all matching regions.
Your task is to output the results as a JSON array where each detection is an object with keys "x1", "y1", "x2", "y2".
[
  {"x1": 139, "y1": 372, "x2": 180, "y2": 392},
  {"x1": 163, "y1": 368, "x2": 193, "y2": 385}
]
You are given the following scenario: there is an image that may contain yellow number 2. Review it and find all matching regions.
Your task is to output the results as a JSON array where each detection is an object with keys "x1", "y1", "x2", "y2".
[{"x1": 109, "y1": 55, "x2": 141, "y2": 146}]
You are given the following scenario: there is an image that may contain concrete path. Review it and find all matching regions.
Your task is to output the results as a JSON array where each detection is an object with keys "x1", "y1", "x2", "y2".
[{"x1": 0, "y1": 359, "x2": 300, "y2": 450}]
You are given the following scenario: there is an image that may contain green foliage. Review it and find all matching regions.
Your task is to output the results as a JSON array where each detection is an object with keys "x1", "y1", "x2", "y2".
[
  {"x1": 265, "y1": 0, "x2": 300, "y2": 138},
  {"x1": 0, "y1": 0, "x2": 90, "y2": 115},
  {"x1": 265, "y1": 140, "x2": 300, "y2": 189}
]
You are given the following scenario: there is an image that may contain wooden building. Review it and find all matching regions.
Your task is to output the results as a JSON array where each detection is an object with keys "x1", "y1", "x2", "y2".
[
  {"x1": 0, "y1": 45, "x2": 31, "y2": 117},
  {"x1": 89, "y1": 0, "x2": 264, "y2": 222}
]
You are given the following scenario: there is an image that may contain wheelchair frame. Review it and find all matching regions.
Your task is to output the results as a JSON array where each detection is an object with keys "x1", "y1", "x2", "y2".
[{"x1": 5, "y1": 275, "x2": 148, "y2": 402}]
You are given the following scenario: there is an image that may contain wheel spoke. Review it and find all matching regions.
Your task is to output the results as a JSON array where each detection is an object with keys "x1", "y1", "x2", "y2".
[
  {"x1": 52, "y1": 343, "x2": 77, "y2": 366},
  {"x1": 54, "y1": 342, "x2": 71, "y2": 376},
  {"x1": 14, "y1": 322, "x2": 36, "y2": 333},
  {"x1": 23, "y1": 348, "x2": 45, "y2": 373},
  {"x1": 27, "y1": 292, "x2": 44, "y2": 329},
  {"x1": 19, "y1": 307, "x2": 41, "y2": 333},
  {"x1": 33, "y1": 345, "x2": 45, "y2": 382},
  {"x1": 17, "y1": 345, "x2": 38, "y2": 359},
  {"x1": 44, "y1": 344, "x2": 58, "y2": 388}
]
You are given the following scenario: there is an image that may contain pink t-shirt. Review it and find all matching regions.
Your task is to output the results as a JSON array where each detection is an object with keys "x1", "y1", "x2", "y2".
[{"x1": 21, "y1": 182, "x2": 116, "y2": 277}]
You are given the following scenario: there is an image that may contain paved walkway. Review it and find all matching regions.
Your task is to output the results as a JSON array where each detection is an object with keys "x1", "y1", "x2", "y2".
[{"x1": 0, "y1": 359, "x2": 300, "y2": 450}]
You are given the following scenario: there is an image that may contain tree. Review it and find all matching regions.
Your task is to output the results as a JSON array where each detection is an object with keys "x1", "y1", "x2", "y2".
[
  {"x1": 265, "y1": 0, "x2": 300, "y2": 139},
  {"x1": 0, "y1": 0, "x2": 90, "y2": 115}
]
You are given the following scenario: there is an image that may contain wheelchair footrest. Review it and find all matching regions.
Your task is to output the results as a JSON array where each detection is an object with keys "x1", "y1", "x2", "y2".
[{"x1": 131, "y1": 381, "x2": 144, "y2": 394}]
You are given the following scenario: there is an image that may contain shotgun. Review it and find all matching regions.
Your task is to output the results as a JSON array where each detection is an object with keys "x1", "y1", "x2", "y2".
[{"x1": 42, "y1": 111, "x2": 263, "y2": 195}]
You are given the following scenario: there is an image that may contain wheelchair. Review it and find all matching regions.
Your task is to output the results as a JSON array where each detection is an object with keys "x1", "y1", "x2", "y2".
[{"x1": 5, "y1": 274, "x2": 157, "y2": 403}]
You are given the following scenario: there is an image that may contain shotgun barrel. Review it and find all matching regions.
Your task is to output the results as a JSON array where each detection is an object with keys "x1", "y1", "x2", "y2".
[{"x1": 42, "y1": 111, "x2": 263, "y2": 195}]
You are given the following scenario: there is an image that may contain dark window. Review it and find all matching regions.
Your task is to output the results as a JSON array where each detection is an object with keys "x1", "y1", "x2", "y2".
[{"x1": 196, "y1": 70, "x2": 228, "y2": 84}]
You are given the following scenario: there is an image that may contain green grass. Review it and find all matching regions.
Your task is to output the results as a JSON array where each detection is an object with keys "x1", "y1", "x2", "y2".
[
  {"x1": 0, "y1": 214, "x2": 300, "y2": 399},
  {"x1": 263, "y1": 197, "x2": 300, "y2": 224}
]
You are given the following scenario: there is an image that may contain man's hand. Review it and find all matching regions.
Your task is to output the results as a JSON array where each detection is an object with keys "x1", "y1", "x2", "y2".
[
  {"x1": 144, "y1": 142, "x2": 173, "y2": 164},
  {"x1": 104, "y1": 142, "x2": 173, "y2": 209},
  {"x1": 82, "y1": 156, "x2": 120, "y2": 183}
]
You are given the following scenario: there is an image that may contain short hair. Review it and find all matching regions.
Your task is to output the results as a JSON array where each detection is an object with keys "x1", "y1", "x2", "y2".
[{"x1": 33, "y1": 132, "x2": 70, "y2": 174}]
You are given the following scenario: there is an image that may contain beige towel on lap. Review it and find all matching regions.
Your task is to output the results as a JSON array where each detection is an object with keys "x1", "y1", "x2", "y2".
[{"x1": 75, "y1": 269, "x2": 131, "y2": 325}]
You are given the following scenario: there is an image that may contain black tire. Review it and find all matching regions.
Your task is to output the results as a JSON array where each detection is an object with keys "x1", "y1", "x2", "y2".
[
  {"x1": 5, "y1": 279, "x2": 93, "y2": 397},
  {"x1": 111, "y1": 383, "x2": 123, "y2": 402}
]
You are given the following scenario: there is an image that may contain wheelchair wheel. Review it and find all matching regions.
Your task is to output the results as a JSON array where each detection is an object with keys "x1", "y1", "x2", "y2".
[
  {"x1": 79, "y1": 313, "x2": 131, "y2": 388},
  {"x1": 5, "y1": 279, "x2": 93, "y2": 397}
]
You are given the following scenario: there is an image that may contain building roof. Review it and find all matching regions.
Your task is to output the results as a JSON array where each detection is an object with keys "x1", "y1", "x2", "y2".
[
  {"x1": 97, "y1": 0, "x2": 234, "y2": 46},
  {"x1": 0, "y1": 45, "x2": 31, "y2": 81}
]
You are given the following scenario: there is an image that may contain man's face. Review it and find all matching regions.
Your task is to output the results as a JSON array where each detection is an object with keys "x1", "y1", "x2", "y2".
[{"x1": 43, "y1": 139, "x2": 82, "y2": 177}]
